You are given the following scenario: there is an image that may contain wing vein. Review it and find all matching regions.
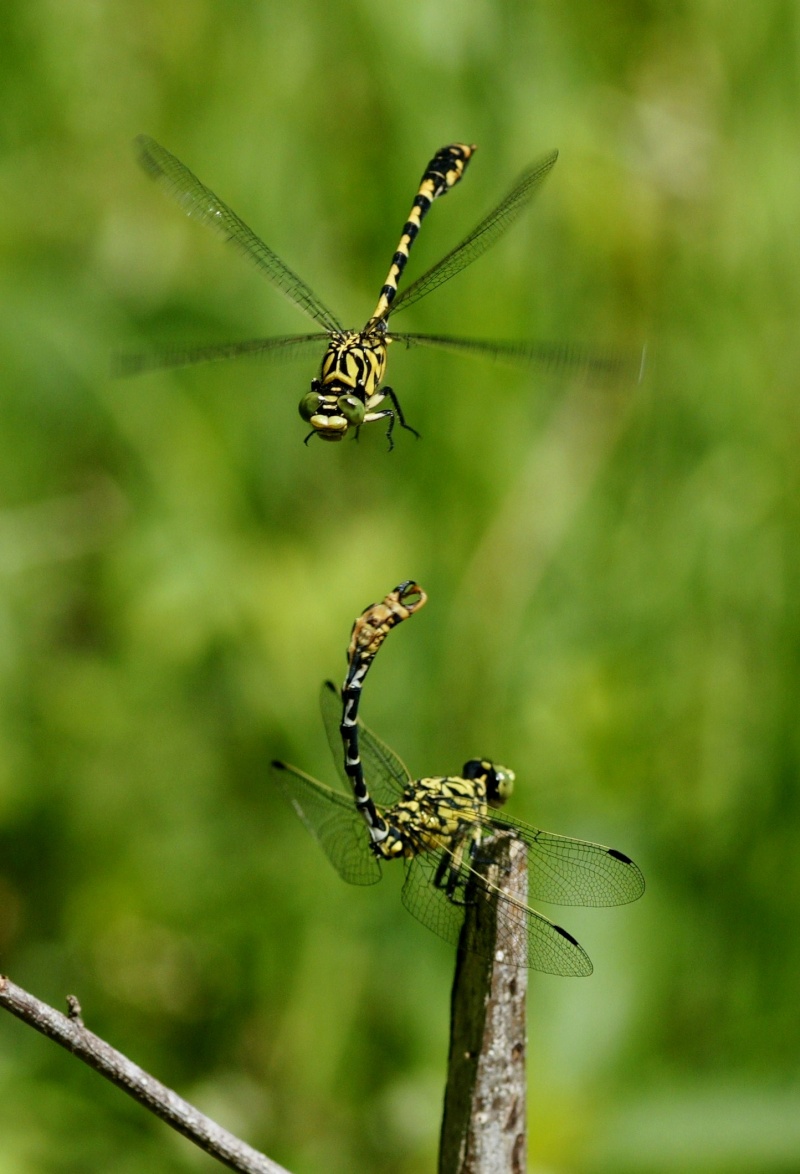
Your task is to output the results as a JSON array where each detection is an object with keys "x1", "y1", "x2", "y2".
[{"x1": 136, "y1": 136, "x2": 344, "y2": 332}]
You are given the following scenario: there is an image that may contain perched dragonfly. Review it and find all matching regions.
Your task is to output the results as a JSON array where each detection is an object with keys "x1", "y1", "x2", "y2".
[
  {"x1": 272, "y1": 583, "x2": 645, "y2": 974},
  {"x1": 120, "y1": 137, "x2": 632, "y2": 447}
]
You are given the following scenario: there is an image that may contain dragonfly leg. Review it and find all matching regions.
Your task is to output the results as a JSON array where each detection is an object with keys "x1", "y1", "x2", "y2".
[
  {"x1": 433, "y1": 850, "x2": 451, "y2": 890},
  {"x1": 381, "y1": 386, "x2": 421, "y2": 441},
  {"x1": 362, "y1": 386, "x2": 419, "y2": 451},
  {"x1": 350, "y1": 379, "x2": 369, "y2": 443},
  {"x1": 433, "y1": 835, "x2": 474, "y2": 906},
  {"x1": 363, "y1": 406, "x2": 398, "y2": 451}
]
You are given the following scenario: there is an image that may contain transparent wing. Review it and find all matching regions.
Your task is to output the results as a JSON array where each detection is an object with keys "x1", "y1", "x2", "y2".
[
  {"x1": 402, "y1": 842, "x2": 593, "y2": 976},
  {"x1": 358, "y1": 718, "x2": 414, "y2": 798},
  {"x1": 136, "y1": 136, "x2": 344, "y2": 333},
  {"x1": 388, "y1": 333, "x2": 645, "y2": 383},
  {"x1": 270, "y1": 760, "x2": 381, "y2": 886},
  {"x1": 114, "y1": 332, "x2": 331, "y2": 377},
  {"x1": 319, "y1": 679, "x2": 355, "y2": 794},
  {"x1": 488, "y1": 811, "x2": 645, "y2": 907},
  {"x1": 319, "y1": 680, "x2": 409, "y2": 806},
  {"x1": 389, "y1": 150, "x2": 558, "y2": 317},
  {"x1": 401, "y1": 853, "x2": 467, "y2": 950}
]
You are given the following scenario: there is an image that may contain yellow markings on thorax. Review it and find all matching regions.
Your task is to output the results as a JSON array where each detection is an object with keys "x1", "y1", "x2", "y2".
[
  {"x1": 375, "y1": 775, "x2": 488, "y2": 861},
  {"x1": 319, "y1": 332, "x2": 388, "y2": 396}
]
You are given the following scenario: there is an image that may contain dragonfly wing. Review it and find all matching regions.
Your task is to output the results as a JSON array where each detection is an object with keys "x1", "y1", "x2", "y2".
[
  {"x1": 401, "y1": 852, "x2": 467, "y2": 950},
  {"x1": 319, "y1": 680, "x2": 350, "y2": 792},
  {"x1": 489, "y1": 812, "x2": 645, "y2": 907},
  {"x1": 389, "y1": 151, "x2": 558, "y2": 316},
  {"x1": 136, "y1": 136, "x2": 344, "y2": 333},
  {"x1": 319, "y1": 681, "x2": 410, "y2": 806},
  {"x1": 402, "y1": 844, "x2": 592, "y2": 976},
  {"x1": 517, "y1": 897, "x2": 593, "y2": 976},
  {"x1": 271, "y1": 760, "x2": 381, "y2": 886},
  {"x1": 353, "y1": 710, "x2": 413, "y2": 803},
  {"x1": 115, "y1": 333, "x2": 331, "y2": 377},
  {"x1": 388, "y1": 333, "x2": 644, "y2": 383}
]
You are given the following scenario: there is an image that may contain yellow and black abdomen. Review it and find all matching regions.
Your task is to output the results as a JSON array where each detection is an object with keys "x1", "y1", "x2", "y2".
[{"x1": 369, "y1": 143, "x2": 476, "y2": 325}]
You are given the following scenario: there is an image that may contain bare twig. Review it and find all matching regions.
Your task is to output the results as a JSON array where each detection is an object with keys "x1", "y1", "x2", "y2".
[
  {"x1": 0, "y1": 975, "x2": 291, "y2": 1174},
  {"x1": 438, "y1": 835, "x2": 528, "y2": 1174}
]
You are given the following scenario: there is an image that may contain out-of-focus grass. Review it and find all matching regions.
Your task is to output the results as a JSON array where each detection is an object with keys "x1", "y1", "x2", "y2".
[{"x1": 1, "y1": 2, "x2": 799, "y2": 1171}]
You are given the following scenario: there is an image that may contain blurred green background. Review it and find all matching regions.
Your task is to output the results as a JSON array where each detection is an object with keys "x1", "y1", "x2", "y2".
[{"x1": 1, "y1": 1, "x2": 799, "y2": 1171}]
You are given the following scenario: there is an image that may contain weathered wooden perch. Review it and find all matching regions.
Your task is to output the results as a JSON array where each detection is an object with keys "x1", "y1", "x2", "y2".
[
  {"x1": 438, "y1": 833, "x2": 528, "y2": 1174},
  {"x1": 0, "y1": 976, "x2": 291, "y2": 1174}
]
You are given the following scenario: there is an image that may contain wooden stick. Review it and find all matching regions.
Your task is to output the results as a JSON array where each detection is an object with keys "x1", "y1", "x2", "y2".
[
  {"x1": 0, "y1": 975, "x2": 291, "y2": 1174},
  {"x1": 438, "y1": 834, "x2": 528, "y2": 1174}
]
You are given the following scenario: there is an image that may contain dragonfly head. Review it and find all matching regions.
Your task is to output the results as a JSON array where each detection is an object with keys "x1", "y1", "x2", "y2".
[
  {"x1": 462, "y1": 759, "x2": 516, "y2": 807},
  {"x1": 299, "y1": 384, "x2": 366, "y2": 442}
]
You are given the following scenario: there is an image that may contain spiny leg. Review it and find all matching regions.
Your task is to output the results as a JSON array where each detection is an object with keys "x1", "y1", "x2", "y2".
[
  {"x1": 361, "y1": 404, "x2": 399, "y2": 451},
  {"x1": 434, "y1": 846, "x2": 464, "y2": 901},
  {"x1": 353, "y1": 379, "x2": 369, "y2": 442},
  {"x1": 433, "y1": 834, "x2": 475, "y2": 906},
  {"x1": 382, "y1": 386, "x2": 421, "y2": 441},
  {"x1": 362, "y1": 387, "x2": 420, "y2": 450}
]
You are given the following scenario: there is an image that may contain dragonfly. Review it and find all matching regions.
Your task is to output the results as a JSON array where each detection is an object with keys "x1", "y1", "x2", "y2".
[
  {"x1": 272, "y1": 584, "x2": 645, "y2": 975},
  {"x1": 120, "y1": 136, "x2": 632, "y2": 448}
]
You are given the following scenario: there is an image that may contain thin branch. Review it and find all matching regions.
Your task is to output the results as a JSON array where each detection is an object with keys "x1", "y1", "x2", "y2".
[
  {"x1": 438, "y1": 835, "x2": 528, "y2": 1174},
  {"x1": 0, "y1": 975, "x2": 292, "y2": 1174}
]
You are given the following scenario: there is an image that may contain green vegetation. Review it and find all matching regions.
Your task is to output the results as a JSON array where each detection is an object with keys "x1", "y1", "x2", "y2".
[{"x1": 1, "y1": 2, "x2": 799, "y2": 1170}]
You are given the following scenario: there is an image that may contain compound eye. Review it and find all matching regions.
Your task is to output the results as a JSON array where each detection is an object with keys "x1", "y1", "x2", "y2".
[
  {"x1": 299, "y1": 391, "x2": 321, "y2": 422},
  {"x1": 462, "y1": 759, "x2": 516, "y2": 804},
  {"x1": 493, "y1": 766, "x2": 515, "y2": 802},
  {"x1": 337, "y1": 394, "x2": 365, "y2": 426}
]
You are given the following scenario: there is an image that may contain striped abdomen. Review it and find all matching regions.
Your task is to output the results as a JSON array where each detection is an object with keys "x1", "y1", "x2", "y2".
[
  {"x1": 340, "y1": 582, "x2": 427, "y2": 844},
  {"x1": 369, "y1": 143, "x2": 476, "y2": 324}
]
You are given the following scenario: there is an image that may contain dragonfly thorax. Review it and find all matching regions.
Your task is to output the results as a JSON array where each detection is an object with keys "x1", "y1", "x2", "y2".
[
  {"x1": 298, "y1": 329, "x2": 389, "y2": 442},
  {"x1": 372, "y1": 773, "x2": 491, "y2": 861}
]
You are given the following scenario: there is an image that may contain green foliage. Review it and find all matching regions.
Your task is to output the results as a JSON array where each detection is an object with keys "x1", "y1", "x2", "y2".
[{"x1": 1, "y1": 1, "x2": 799, "y2": 1170}]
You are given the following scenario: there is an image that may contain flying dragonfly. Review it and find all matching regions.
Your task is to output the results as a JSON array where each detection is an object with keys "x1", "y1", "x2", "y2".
[
  {"x1": 119, "y1": 137, "x2": 633, "y2": 447},
  {"x1": 271, "y1": 582, "x2": 644, "y2": 974}
]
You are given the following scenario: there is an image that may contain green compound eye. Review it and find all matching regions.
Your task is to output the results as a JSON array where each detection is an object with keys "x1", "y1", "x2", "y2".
[
  {"x1": 493, "y1": 766, "x2": 515, "y2": 802},
  {"x1": 462, "y1": 759, "x2": 516, "y2": 805},
  {"x1": 298, "y1": 392, "x2": 321, "y2": 422},
  {"x1": 337, "y1": 394, "x2": 365, "y2": 426}
]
